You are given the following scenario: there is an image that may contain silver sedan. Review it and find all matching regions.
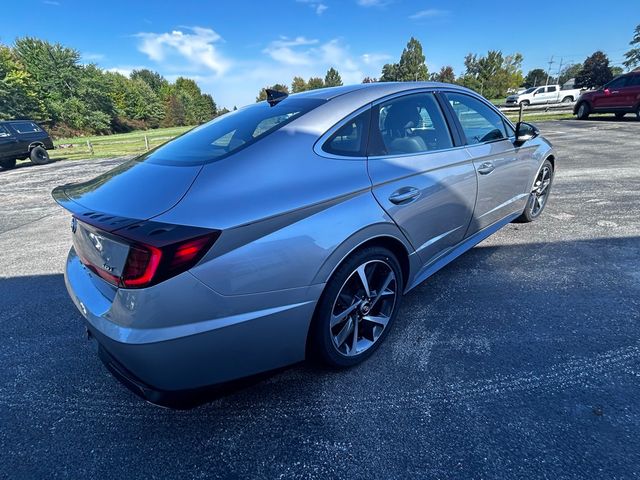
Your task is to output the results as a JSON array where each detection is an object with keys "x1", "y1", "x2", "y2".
[{"x1": 53, "y1": 82, "x2": 555, "y2": 405}]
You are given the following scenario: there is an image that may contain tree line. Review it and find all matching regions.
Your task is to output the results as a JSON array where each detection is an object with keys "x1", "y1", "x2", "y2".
[
  {"x1": 0, "y1": 37, "x2": 226, "y2": 137},
  {"x1": 259, "y1": 24, "x2": 640, "y2": 102},
  {"x1": 2, "y1": 25, "x2": 639, "y2": 137}
]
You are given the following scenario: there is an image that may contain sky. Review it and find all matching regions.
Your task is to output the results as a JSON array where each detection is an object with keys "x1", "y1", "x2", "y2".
[{"x1": 1, "y1": 0, "x2": 638, "y2": 108}]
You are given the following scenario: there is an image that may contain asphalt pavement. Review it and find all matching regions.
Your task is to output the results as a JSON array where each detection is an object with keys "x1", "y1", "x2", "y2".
[{"x1": 1, "y1": 118, "x2": 639, "y2": 479}]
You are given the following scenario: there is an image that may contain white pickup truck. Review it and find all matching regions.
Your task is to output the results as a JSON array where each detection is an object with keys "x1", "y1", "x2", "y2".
[{"x1": 505, "y1": 85, "x2": 582, "y2": 106}]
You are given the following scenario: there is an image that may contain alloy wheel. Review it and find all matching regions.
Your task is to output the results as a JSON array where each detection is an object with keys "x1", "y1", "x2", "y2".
[
  {"x1": 330, "y1": 260, "x2": 397, "y2": 357},
  {"x1": 530, "y1": 165, "x2": 552, "y2": 217}
]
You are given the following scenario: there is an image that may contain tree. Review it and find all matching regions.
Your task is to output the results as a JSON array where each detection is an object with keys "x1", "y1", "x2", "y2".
[
  {"x1": 0, "y1": 45, "x2": 43, "y2": 120},
  {"x1": 291, "y1": 76, "x2": 307, "y2": 93},
  {"x1": 623, "y1": 24, "x2": 640, "y2": 70},
  {"x1": 398, "y1": 37, "x2": 429, "y2": 81},
  {"x1": 611, "y1": 66, "x2": 624, "y2": 77},
  {"x1": 130, "y1": 69, "x2": 167, "y2": 94},
  {"x1": 380, "y1": 37, "x2": 429, "y2": 82},
  {"x1": 575, "y1": 51, "x2": 613, "y2": 88},
  {"x1": 380, "y1": 63, "x2": 400, "y2": 81},
  {"x1": 161, "y1": 93, "x2": 187, "y2": 127},
  {"x1": 523, "y1": 68, "x2": 546, "y2": 88},
  {"x1": 256, "y1": 83, "x2": 289, "y2": 102},
  {"x1": 558, "y1": 63, "x2": 582, "y2": 86},
  {"x1": 306, "y1": 77, "x2": 324, "y2": 90},
  {"x1": 430, "y1": 66, "x2": 455, "y2": 83},
  {"x1": 324, "y1": 67, "x2": 343, "y2": 87},
  {"x1": 457, "y1": 50, "x2": 523, "y2": 98},
  {"x1": 362, "y1": 76, "x2": 377, "y2": 83}
]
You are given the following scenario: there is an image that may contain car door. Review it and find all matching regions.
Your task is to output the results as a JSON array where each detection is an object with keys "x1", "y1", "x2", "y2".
[
  {"x1": 546, "y1": 85, "x2": 559, "y2": 103},
  {"x1": 367, "y1": 91, "x2": 477, "y2": 265},
  {"x1": 0, "y1": 124, "x2": 20, "y2": 159},
  {"x1": 627, "y1": 74, "x2": 640, "y2": 109},
  {"x1": 443, "y1": 91, "x2": 531, "y2": 234},
  {"x1": 531, "y1": 87, "x2": 547, "y2": 105},
  {"x1": 593, "y1": 76, "x2": 629, "y2": 110}
]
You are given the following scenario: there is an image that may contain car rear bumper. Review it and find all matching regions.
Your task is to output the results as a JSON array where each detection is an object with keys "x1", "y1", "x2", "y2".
[{"x1": 64, "y1": 247, "x2": 322, "y2": 398}]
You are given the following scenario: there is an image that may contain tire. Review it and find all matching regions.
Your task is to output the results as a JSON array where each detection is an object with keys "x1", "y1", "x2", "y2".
[
  {"x1": 514, "y1": 159, "x2": 554, "y2": 223},
  {"x1": 561, "y1": 96, "x2": 573, "y2": 103},
  {"x1": 520, "y1": 100, "x2": 530, "y2": 107},
  {"x1": 615, "y1": 112, "x2": 626, "y2": 120},
  {"x1": 0, "y1": 158, "x2": 17, "y2": 170},
  {"x1": 29, "y1": 146, "x2": 50, "y2": 165},
  {"x1": 576, "y1": 102, "x2": 590, "y2": 120},
  {"x1": 309, "y1": 246, "x2": 404, "y2": 368}
]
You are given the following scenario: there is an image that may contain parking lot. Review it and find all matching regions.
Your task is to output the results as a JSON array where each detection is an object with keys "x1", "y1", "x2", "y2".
[{"x1": 1, "y1": 118, "x2": 639, "y2": 479}]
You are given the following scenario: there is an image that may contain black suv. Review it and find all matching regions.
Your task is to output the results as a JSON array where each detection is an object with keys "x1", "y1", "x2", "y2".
[{"x1": 0, "y1": 120, "x2": 54, "y2": 170}]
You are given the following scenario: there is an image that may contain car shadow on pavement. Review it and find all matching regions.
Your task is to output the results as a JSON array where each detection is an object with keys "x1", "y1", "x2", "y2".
[{"x1": 1, "y1": 235, "x2": 638, "y2": 413}]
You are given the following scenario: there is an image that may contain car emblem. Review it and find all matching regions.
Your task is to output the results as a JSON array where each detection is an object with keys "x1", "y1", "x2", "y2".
[{"x1": 70, "y1": 217, "x2": 77, "y2": 234}]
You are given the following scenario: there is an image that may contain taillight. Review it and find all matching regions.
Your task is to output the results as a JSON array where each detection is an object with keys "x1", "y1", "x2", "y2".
[
  {"x1": 121, "y1": 244, "x2": 163, "y2": 288},
  {"x1": 74, "y1": 218, "x2": 219, "y2": 289}
]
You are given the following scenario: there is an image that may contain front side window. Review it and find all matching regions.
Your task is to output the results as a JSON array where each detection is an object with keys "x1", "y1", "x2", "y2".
[
  {"x1": 0, "y1": 125, "x2": 11, "y2": 137},
  {"x1": 629, "y1": 75, "x2": 640, "y2": 87},
  {"x1": 368, "y1": 93, "x2": 453, "y2": 156},
  {"x1": 141, "y1": 97, "x2": 326, "y2": 166},
  {"x1": 606, "y1": 76, "x2": 628, "y2": 89},
  {"x1": 446, "y1": 92, "x2": 508, "y2": 145},
  {"x1": 322, "y1": 109, "x2": 370, "y2": 157}
]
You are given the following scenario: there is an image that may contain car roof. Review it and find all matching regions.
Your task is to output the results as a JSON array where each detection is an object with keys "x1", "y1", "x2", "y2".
[
  {"x1": 291, "y1": 81, "x2": 471, "y2": 102},
  {"x1": 0, "y1": 119, "x2": 38, "y2": 124}
]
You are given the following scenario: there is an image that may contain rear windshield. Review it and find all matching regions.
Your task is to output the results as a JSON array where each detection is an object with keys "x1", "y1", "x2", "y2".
[{"x1": 141, "y1": 97, "x2": 326, "y2": 166}]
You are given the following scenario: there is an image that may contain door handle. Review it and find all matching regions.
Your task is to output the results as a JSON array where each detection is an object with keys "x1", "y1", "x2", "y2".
[
  {"x1": 477, "y1": 162, "x2": 495, "y2": 175},
  {"x1": 389, "y1": 187, "x2": 420, "y2": 204}
]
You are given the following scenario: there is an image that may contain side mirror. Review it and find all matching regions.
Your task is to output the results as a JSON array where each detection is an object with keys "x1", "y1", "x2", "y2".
[
  {"x1": 514, "y1": 122, "x2": 539, "y2": 146},
  {"x1": 604, "y1": 88, "x2": 611, "y2": 95}
]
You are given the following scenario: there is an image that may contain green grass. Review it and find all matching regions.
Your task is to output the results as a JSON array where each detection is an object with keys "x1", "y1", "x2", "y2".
[
  {"x1": 505, "y1": 112, "x2": 576, "y2": 122},
  {"x1": 50, "y1": 125, "x2": 194, "y2": 160}
]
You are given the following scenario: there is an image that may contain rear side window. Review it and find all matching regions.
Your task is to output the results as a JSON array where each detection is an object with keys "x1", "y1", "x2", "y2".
[
  {"x1": 322, "y1": 109, "x2": 371, "y2": 157},
  {"x1": 368, "y1": 93, "x2": 453, "y2": 156},
  {"x1": 548, "y1": 86, "x2": 557, "y2": 92},
  {"x1": 142, "y1": 97, "x2": 326, "y2": 166},
  {"x1": 445, "y1": 92, "x2": 507, "y2": 145},
  {"x1": 11, "y1": 122, "x2": 42, "y2": 133}
]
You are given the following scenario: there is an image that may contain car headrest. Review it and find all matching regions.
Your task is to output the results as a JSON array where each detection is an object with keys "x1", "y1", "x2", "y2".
[{"x1": 384, "y1": 102, "x2": 421, "y2": 135}]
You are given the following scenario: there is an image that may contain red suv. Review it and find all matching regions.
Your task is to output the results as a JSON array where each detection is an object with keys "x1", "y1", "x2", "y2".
[{"x1": 574, "y1": 71, "x2": 640, "y2": 120}]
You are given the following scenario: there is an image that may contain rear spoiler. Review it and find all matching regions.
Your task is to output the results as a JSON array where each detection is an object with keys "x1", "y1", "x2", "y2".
[{"x1": 51, "y1": 184, "x2": 140, "y2": 233}]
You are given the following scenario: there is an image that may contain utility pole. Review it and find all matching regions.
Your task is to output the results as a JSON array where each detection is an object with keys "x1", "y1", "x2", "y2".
[
  {"x1": 545, "y1": 56, "x2": 555, "y2": 86},
  {"x1": 556, "y1": 57, "x2": 564, "y2": 86}
]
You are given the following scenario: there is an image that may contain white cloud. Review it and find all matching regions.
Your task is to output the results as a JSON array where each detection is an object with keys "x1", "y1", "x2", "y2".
[
  {"x1": 409, "y1": 8, "x2": 449, "y2": 20},
  {"x1": 361, "y1": 53, "x2": 392, "y2": 65},
  {"x1": 105, "y1": 66, "x2": 148, "y2": 77},
  {"x1": 264, "y1": 36, "x2": 320, "y2": 65},
  {"x1": 135, "y1": 26, "x2": 230, "y2": 76},
  {"x1": 125, "y1": 26, "x2": 390, "y2": 109},
  {"x1": 296, "y1": 0, "x2": 328, "y2": 15}
]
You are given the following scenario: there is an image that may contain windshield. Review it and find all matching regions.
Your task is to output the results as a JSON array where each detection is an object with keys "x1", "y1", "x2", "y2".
[
  {"x1": 141, "y1": 97, "x2": 326, "y2": 166},
  {"x1": 523, "y1": 87, "x2": 537, "y2": 94}
]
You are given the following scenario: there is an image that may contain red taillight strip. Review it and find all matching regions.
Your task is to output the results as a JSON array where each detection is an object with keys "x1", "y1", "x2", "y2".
[{"x1": 121, "y1": 244, "x2": 163, "y2": 288}]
